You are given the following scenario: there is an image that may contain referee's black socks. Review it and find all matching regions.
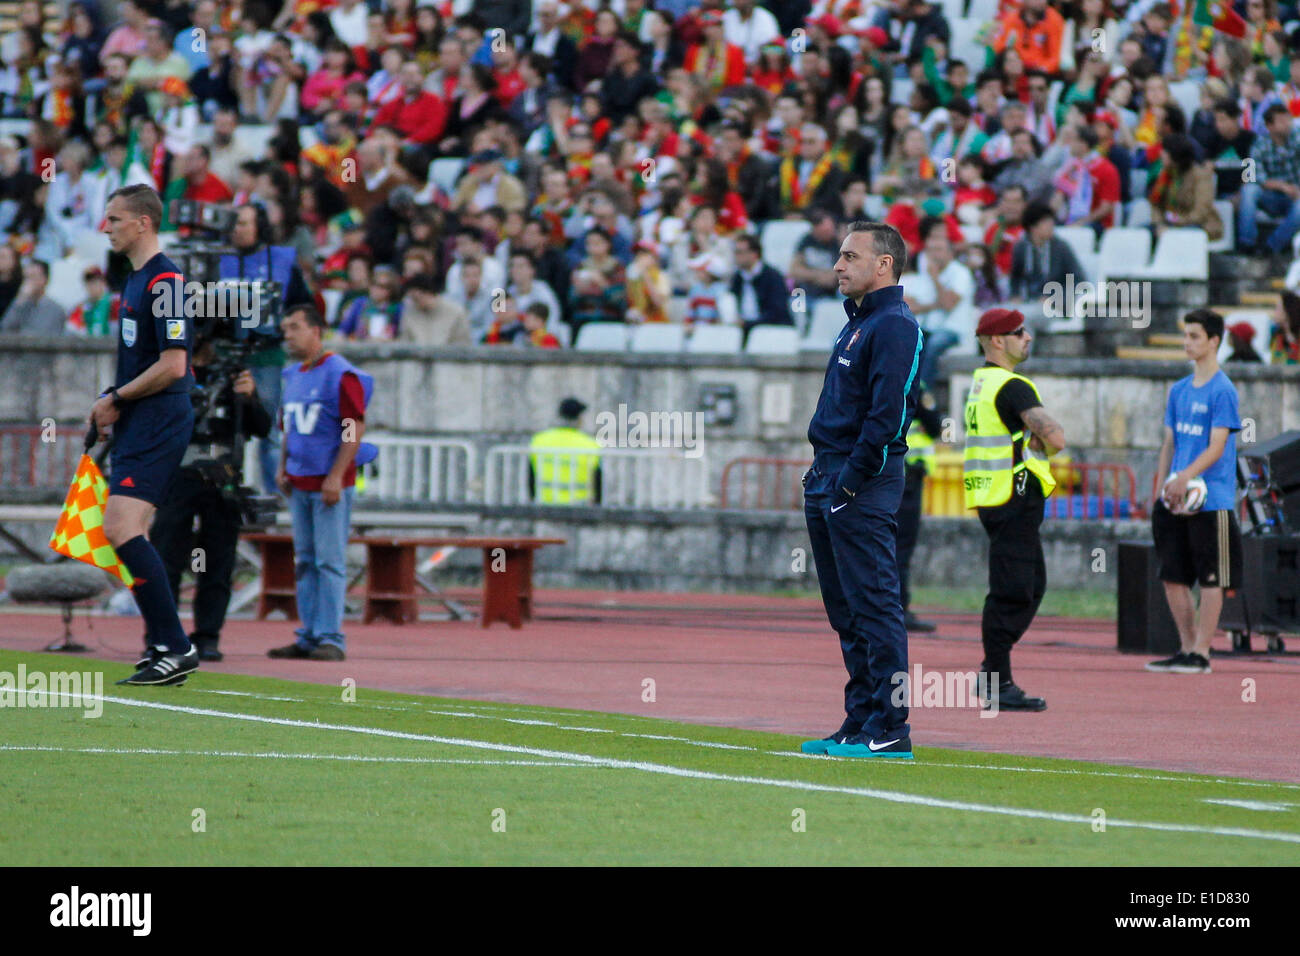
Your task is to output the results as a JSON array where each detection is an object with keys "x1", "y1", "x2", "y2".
[{"x1": 118, "y1": 536, "x2": 191, "y2": 654}]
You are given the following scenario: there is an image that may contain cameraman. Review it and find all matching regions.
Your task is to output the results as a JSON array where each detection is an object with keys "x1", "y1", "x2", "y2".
[
  {"x1": 219, "y1": 202, "x2": 314, "y2": 495},
  {"x1": 149, "y1": 335, "x2": 273, "y2": 661}
]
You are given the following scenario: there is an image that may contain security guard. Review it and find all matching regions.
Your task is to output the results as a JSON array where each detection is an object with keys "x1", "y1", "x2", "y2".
[
  {"x1": 529, "y1": 398, "x2": 603, "y2": 505},
  {"x1": 963, "y1": 307, "x2": 1066, "y2": 711},
  {"x1": 897, "y1": 384, "x2": 943, "y2": 633},
  {"x1": 801, "y1": 221, "x2": 922, "y2": 760}
]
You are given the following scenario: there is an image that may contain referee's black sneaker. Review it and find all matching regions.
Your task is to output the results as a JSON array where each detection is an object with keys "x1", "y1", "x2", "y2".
[
  {"x1": 1145, "y1": 651, "x2": 1188, "y2": 672},
  {"x1": 904, "y1": 612, "x2": 937, "y2": 633},
  {"x1": 984, "y1": 679, "x2": 1047, "y2": 712},
  {"x1": 118, "y1": 646, "x2": 199, "y2": 686}
]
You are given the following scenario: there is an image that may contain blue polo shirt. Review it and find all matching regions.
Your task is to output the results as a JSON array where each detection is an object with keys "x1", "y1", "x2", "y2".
[
  {"x1": 1165, "y1": 369, "x2": 1240, "y2": 511},
  {"x1": 807, "y1": 285, "x2": 924, "y2": 491}
]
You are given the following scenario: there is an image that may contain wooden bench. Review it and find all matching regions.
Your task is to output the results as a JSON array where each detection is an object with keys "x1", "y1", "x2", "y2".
[{"x1": 242, "y1": 533, "x2": 565, "y2": 629}]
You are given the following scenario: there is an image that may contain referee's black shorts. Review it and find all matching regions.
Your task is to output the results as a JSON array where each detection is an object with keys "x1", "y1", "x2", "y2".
[
  {"x1": 108, "y1": 395, "x2": 194, "y2": 506},
  {"x1": 1151, "y1": 499, "x2": 1243, "y2": 590}
]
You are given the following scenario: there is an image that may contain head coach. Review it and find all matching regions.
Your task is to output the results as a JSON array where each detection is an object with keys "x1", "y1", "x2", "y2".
[
  {"x1": 90, "y1": 183, "x2": 198, "y2": 687},
  {"x1": 800, "y1": 221, "x2": 922, "y2": 760}
]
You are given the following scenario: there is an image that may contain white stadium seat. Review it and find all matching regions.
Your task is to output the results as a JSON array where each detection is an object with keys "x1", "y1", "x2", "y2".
[
  {"x1": 940, "y1": 0, "x2": 967, "y2": 21},
  {"x1": 1136, "y1": 228, "x2": 1208, "y2": 280},
  {"x1": 1096, "y1": 227, "x2": 1152, "y2": 285},
  {"x1": 745, "y1": 325, "x2": 801, "y2": 355},
  {"x1": 1168, "y1": 81, "x2": 1203, "y2": 126},
  {"x1": 629, "y1": 322, "x2": 686, "y2": 352},
  {"x1": 666, "y1": 295, "x2": 688, "y2": 323},
  {"x1": 429, "y1": 157, "x2": 466, "y2": 195},
  {"x1": 47, "y1": 258, "x2": 85, "y2": 311},
  {"x1": 1210, "y1": 200, "x2": 1234, "y2": 253},
  {"x1": 861, "y1": 194, "x2": 888, "y2": 219},
  {"x1": 801, "y1": 299, "x2": 847, "y2": 351},
  {"x1": 320, "y1": 288, "x2": 343, "y2": 325},
  {"x1": 950, "y1": 18, "x2": 987, "y2": 68},
  {"x1": 574, "y1": 321, "x2": 629, "y2": 351},
  {"x1": 686, "y1": 324, "x2": 743, "y2": 353},
  {"x1": 1056, "y1": 225, "x2": 1098, "y2": 282},
  {"x1": 1125, "y1": 198, "x2": 1152, "y2": 228},
  {"x1": 760, "y1": 220, "x2": 811, "y2": 274}
]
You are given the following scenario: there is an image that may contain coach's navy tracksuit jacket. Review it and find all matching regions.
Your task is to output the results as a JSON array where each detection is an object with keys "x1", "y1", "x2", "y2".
[{"x1": 804, "y1": 285, "x2": 923, "y2": 740}]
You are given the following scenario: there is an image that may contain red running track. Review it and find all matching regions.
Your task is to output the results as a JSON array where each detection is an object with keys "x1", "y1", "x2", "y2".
[{"x1": 2, "y1": 589, "x2": 1297, "y2": 783}]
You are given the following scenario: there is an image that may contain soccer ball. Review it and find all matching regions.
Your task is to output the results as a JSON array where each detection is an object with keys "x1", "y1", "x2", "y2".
[{"x1": 1164, "y1": 472, "x2": 1208, "y2": 515}]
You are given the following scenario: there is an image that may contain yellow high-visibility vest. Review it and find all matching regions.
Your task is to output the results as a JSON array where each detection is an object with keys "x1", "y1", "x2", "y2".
[
  {"x1": 904, "y1": 423, "x2": 935, "y2": 475},
  {"x1": 962, "y1": 366, "x2": 1057, "y2": 509},
  {"x1": 529, "y1": 427, "x2": 602, "y2": 504}
]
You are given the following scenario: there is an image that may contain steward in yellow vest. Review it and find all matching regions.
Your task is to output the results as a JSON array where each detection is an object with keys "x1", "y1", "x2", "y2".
[
  {"x1": 962, "y1": 308, "x2": 1066, "y2": 713},
  {"x1": 528, "y1": 397, "x2": 603, "y2": 505},
  {"x1": 898, "y1": 383, "x2": 944, "y2": 632}
]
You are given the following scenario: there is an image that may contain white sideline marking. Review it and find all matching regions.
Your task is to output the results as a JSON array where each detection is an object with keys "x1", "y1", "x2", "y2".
[
  {"x1": 21, "y1": 682, "x2": 1299, "y2": 792},
  {"x1": 1202, "y1": 798, "x2": 1299, "y2": 812},
  {"x1": 30, "y1": 689, "x2": 1300, "y2": 846},
  {"x1": 775, "y1": 751, "x2": 1300, "y2": 791},
  {"x1": 429, "y1": 708, "x2": 1300, "y2": 789},
  {"x1": 426, "y1": 708, "x2": 749, "y2": 750},
  {"x1": 198, "y1": 690, "x2": 302, "y2": 702},
  {"x1": 0, "y1": 744, "x2": 584, "y2": 768}
]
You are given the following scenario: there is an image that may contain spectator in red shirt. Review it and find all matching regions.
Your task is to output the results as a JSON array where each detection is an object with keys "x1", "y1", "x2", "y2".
[
  {"x1": 491, "y1": 42, "x2": 526, "y2": 109},
  {"x1": 181, "y1": 145, "x2": 234, "y2": 203},
  {"x1": 370, "y1": 58, "x2": 449, "y2": 152},
  {"x1": 1052, "y1": 124, "x2": 1120, "y2": 230}
]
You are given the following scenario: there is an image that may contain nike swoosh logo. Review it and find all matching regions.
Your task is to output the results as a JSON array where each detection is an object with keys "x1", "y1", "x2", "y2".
[
  {"x1": 868, "y1": 739, "x2": 900, "y2": 751},
  {"x1": 830, "y1": 502, "x2": 848, "y2": 513}
]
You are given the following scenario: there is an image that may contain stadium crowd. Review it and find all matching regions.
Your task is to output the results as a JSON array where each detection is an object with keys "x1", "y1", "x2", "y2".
[{"x1": 2, "y1": 0, "x2": 1300, "y2": 369}]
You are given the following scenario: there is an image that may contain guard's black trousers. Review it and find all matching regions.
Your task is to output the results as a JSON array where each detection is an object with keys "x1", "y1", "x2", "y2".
[
  {"x1": 896, "y1": 465, "x2": 926, "y2": 611},
  {"x1": 150, "y1": 467, "x2": 242, "y2": 645},
  {"x1": 977, "y1": 476, "x2": 1047, "y2": 685}
]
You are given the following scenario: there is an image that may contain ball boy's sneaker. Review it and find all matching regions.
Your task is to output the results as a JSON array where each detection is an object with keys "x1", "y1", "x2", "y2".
[
  {"x1": 1168, "y1": 652, "x2": 1211, "y2": 674},
  {"x1": 1145, "y1": 652, "x2": 1189, "y2": 673}
]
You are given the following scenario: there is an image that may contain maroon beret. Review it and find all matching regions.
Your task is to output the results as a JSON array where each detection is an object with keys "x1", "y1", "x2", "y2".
[{"x1": 975, "y1": 307, "x2": 1026, "y2": 336}]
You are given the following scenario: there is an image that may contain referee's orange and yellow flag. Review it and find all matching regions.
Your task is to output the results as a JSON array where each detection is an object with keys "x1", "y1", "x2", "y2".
[{"x1": 49, "y1": 453, "x2": 134, "y2": 587}]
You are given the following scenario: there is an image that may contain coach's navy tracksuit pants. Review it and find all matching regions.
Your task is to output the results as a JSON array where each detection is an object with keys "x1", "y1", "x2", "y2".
[{"x1": 804, "y1": 457, "x2": 910, "y2": 741}]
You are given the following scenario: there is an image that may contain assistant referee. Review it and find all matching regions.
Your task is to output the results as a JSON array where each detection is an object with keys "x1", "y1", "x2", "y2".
[
  {"x1": 801, "y1": 221, "x2": 922, "y2": 760},
  {"x1": 89, "y1": 184, "x2": 198, "y2": 687}
]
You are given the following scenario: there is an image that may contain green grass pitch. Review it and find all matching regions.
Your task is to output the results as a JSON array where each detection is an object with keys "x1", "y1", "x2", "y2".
[{"x1": 1, "y1": 648, "x2": 1297, "y2": 865}]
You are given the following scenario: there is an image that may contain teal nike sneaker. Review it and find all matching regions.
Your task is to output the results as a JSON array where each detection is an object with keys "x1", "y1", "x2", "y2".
[{"x1": 826, "y1": 734, "x2": 914, "y2": 759}]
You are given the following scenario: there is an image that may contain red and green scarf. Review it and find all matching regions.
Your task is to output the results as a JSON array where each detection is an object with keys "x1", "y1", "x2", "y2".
[{"x1": 780, "y1": 153, "x2": 835, "y2": 210}]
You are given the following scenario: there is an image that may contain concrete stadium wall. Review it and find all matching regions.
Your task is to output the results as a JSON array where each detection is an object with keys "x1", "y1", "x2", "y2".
[
  {"x1": 5, "y1": 336, "x2": 1299, "y2": 496},
  {"x1": 1, "y1": 338, "x2": 1293, "y2": 594},
  {"x1": 450, "y1": 506, "x2": 1150, "y2": 594}
]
